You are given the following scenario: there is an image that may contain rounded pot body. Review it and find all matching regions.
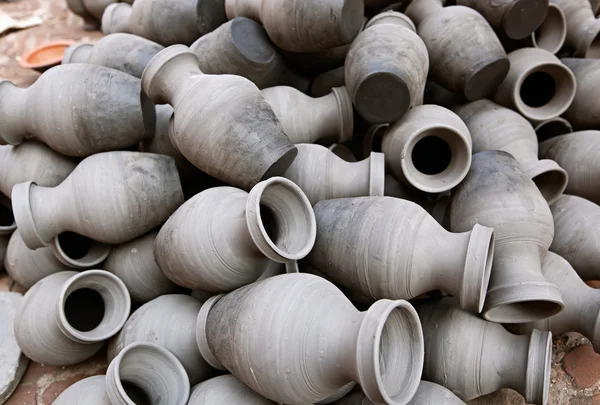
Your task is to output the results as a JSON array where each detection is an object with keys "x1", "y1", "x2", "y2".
[
  {"x1": 333, "y1": 381, "x2": 466, "y2": 405},
  {"x1": 552, "y1": 0, "x2": 600, "y2": 57},
  {"x1": 53, "y1": 375, "x2": 109, "y2": 405},
  {"x1": 561, "y1": 58, "x2": 600, "y2": 130},
  {"x1": 187, "y1": 375, "x2": 276, "y2": 405}
]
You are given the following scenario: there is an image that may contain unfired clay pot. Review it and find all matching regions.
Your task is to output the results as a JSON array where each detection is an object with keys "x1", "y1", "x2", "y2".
[
  {"x1": 196, "y1": 273, "x2": 424, "y2": 405},
  {"x1": 12, "y1": 151, "x2": 184, "y2": 249},
  {"x1": 561, "y1": 59, "x2": 600, "y2": 130},
  {"x1": 62, "y1": 34, "x2": 164, "y2": 78},
  {"x1": 416, "y1": 297, "x2": 552, "y2": 405},
  {"x1": 311, "y1": 66, "x2": 346, "y2": 97},
  {"x1": 454, "y1": 99, "x2": 567, "y2": 203},
  {"x1": 67, "y1": 0, "x2": 117, "y2": 30},
  {"x1": 527, "y1": 3, "x2": 566, "y2": 54},
  {"x1": 333, "y1": 381, "x2": 466, "y2": 405},
  {"x1": 155, "y1": 177, "x2": 316, "y2": 292},
  {"x1": 406, "y1": 0, "x2": 509, "y2": 100},
  {"x1": 493, "y1": 48, "x2": 575, "y2": 122},
  {"x1": 381, "y1": 104, "x2": 472, "y2": 193},
  {"x1": 141, "y1": 45, "x2": 296, "y2": 191},
  {"x1": 552, "y1": 0, "x2": 600, "y2": 57},
  {"x1": 187, "y1": 375, "x2": 276, "y2": 405},
  {"x1": 14, "y1": 270, "x2": 130, "y2": 365},
  {"x1": 282, "y1": 144, "x2": 384, "y2": 205},
  {"x1": 108, "y1": 294, "x2": 212, "y2": 384},
  {"x1": 446, "y1": 151, "x2": 564, "y2": 323},
  {"x1": 307, "y1": 196, "x2": 494, "y2": 313},
  {"x1": 540, "y1": 131, "x2": 600, "y2": 205},
  {"x1": 0, "y1": 65, "x2": 155, "y2": 157},
  {"x1": 345, "y1": 11, "x2": 428, "y2": 124},
  {"x1": 534, "y1": 117, "x2": 573, "y2": 141}
]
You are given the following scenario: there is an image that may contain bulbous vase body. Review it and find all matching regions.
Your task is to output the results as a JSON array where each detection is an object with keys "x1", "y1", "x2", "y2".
[
  {"x1": 187, "y1": 375, "x2": 276, "y2": 405},
  {"x1": 560, "y1": 59, "x2": 600, "y2": 130},
  {"x1": 52, "y1": 375, "x2": 109, "y2": 405},
  {"x1": 333, "y1": 381, "x2": 466, "y2": 405},
  {"x1": 552, "y1": 0, "x2": 600, "y2": 57}
]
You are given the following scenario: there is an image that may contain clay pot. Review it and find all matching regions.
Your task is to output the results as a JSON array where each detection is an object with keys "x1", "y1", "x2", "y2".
[
  {"x1": 540, "y1": 131, "x2": 600, "y2": 205},
  {"x1": 311, "y1": 66, "x2": 346, "y2": 97},
  {"x1": 345, "y1": 11, "x2": 428, "y2": 124},
  {"x1": 552, "y1": 0, "x2": 600, "y2": 57},
  {"x1": 0, "y1": 64, "x2": 155, "y2": 157},
  {"x1": 261, "y1": 87, "x2": 353, "y2": 144},
  {"x1": 141, "y1": 45, "x2": 296, "y2": 191},
  {"x1": 224, "y1": 0, "x2": 364, "y2": 52},
  {"x1": 454, "y1": 99, "x2": 567, "y2": 203},
  {"x1": 406, "y1": 0, "x2": 509, "y2": 100},
  {"x1": 549, "y1": 194, "x2": 600, "y2": 280},
  {"x1": 307, "y1": 196, "x2": 494, "y2": 312},
  {"x1": 333, "y1": 381, "x2": 466, "y2": 405},
  {"x1": 534, "y1": 117, "x2": 573, "y2": 142},
  {"x1": 155, "y1": 177, "x2": 316, "y2": 292},
  {"x1": 101, "y1": 3, "x2": 131, "y2": 33},
  {"x1": 196, "y1": 273, "x2": 424, "y2": 405},
  {"x1": 14, "y1": 270, "x2": 130, "y2": 365},
  {"x1": 187, "y1": 375, "x2": 276, "y2": 405},
  {"x1": 381, "y1": 104, "x2": 472, "y2": 193},
  {"x1": 527, "y1": 3, "x2": 567, "y2": 54},
  {"x1": 561, "y1": 58, "x2": 600, "y2": 130},
  {"x1": 282, "y1": 144, "x2": 384, "y2": 205},
  {"x1": 493, "y1": 48, "x2": 575, "y2": 122},
  {"x1": 416, "y1": 297, "x2": 552, "y2": 405},
  {"x1": 446, "y1": 151, "x2": 564, "y2": 323},
  {"x1": 62, "y1": 34, "x2": 164, "y2": 78},
  {"x1": 12, "y1": 151, "x2": 184, "y2": 249},
  {"x1": 108, "y1": 294, "x2": 212, "y2": 384},
  {"x1": 67, "y1": 0, "x2": 117, "y2": 30}
]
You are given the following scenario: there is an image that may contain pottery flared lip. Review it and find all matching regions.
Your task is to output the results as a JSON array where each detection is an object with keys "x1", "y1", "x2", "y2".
[
  {"x1": 534, "y1": 117, "x2": 572, "y2": 142},
  {"x1": 461, "y1": 224, "x2": 495, "y2": 313},
  {"x1": 331, "y1": 87, "x2": 354, "y2": 143},
  {"x1": 101, "y1": 3, "x2": 131, "y2": 35},
  {"x1": 528, "y1": 4, "x2": 566, "y2": 55},
  {"x1": 196, "y1": 293, "x2": 226, "y2": 370},
  {"x1": 525, "y1": 159, "x2": 568, "y2": 205},
  {"x1": 503, "y1": 0, "x2": 548, "y2": 40},
  {"x1": 61, "y1": 42, "x2": 94, "y2": 64},
  {"x1": 368, "y1": 152, "x2": 385, "y2": 197},
  {"x1": 49, "y1": 233, "x2": 112, "y2": 269},
  {"x1": 19, "y1": 40, "x2": 77, "y2": 71},
  {"x1": 11, "y1": 181, "x2": 47, "y2": 249},
  {"x1": 525, "y1": 330, "x2": 552, "y2": 405}
]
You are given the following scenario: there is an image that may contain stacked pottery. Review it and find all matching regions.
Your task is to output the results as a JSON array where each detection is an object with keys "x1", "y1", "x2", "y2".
[{"x1": 552, "y1": 0, "x2": 600, "y2": 58}]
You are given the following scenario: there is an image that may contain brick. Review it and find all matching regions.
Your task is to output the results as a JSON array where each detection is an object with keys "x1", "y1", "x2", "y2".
[{"x1": 564, "y1": 345, "x2": 600, "y2": 388}]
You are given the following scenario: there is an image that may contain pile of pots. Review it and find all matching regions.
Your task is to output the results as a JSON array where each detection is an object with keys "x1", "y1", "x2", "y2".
[{"x1": 1, "y1": 0, "x2": 600, "y2": 404}]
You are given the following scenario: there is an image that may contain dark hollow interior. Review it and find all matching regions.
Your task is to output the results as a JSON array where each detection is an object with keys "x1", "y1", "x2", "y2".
[
  {"x1": 260, "y1": 204, "x2": 279, "y2": 243},
  {"x1": 58, "y1": 232, "x2": 92, "y2": 260},
  {"x1": 412, "y1": 136, "x2": 452, "y2": 175},
  {"x1": 64, "y1": 288, "x2": 105, "y2": 332},
  {"x1": 121, "y1": 381, "x2": 152, "y2": 405},
  {"x1": 536, "y1": 122, "x2": 570, "y2": 142},
  {"x1": 0, "y1": 204, "x2": 14, "y2": 226},
  {"x1": 520, "y1": 71, "x2": 556, "y2": 108}
]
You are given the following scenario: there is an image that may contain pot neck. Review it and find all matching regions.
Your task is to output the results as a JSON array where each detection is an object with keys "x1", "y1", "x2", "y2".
[
  {"x1": 0, "y1": 80, "x2": 27, "y2": 145},
  {"x1": 405, "y1": 0, "x2": 443, "y2": 26}
]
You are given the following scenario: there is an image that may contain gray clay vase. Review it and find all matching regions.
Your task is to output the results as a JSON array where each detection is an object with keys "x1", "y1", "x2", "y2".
[
  {"x1": 187, "y1": 375, "x2": 276, "y2": 405},
  {"x1": 446, "y1": 151, "x2": 564, "y2": 323},
  {"x1": 141, "y1": 45, "x2": 297, "y2": 191},
  {"x1": 0, "y1": 64, "x2": 155, "y2": 157},
  {"x1": 14, "y1": 270, "x2": 130, "y2": 365},
  {"x1": 196, "y1": 273, "x2": 424, "y2": 405},
  {"x1": 333, "y1": 381, "x2": 466, "y2": 405},
  {"x1": 67, "y1": 0, "x2": 117, "y2": 30},
  {"x1": 552, "y1": 0, "x2": 600, "y2": 57},
  {"x1": 12, "y1": 151, "x2": 184, "y2": 249},
  {"x1": 560, "y1": 59, "x2": 600, "y2": 130}
]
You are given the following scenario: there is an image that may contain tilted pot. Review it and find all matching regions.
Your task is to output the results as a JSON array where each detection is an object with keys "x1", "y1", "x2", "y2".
[
  {"x1": 552, "y1": 0, "x2": 600, "y2": 57},
  {"x1": 141, "y1": 45, "x2": 296, "y2": 191},
  {"x1": 560, "y1": 58, "x2": 600, "y2": 130},
  {"x1": 187, "y1": 375, "x2": 276, "y2": 405},
  {"x1": 67, "y1": 0, "x2": 117, "y2": 30},
  {"x1": 196, "y1": 273, "x2": 424, "y2": 405},
  {"x1": 534, "y1": 117, "x2": 573, "y2": 142},
  {"x1": 14, "y1": 270, "x2": 130, "y2": 365},
  {"x1": 332, "y1": 381, "x2": 466, "y2": 405}
]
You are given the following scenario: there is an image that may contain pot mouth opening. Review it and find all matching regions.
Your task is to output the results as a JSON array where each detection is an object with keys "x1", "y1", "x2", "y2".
[
  {"x1": 484, "y1": 299, "x2": 564, "y2": 324},
  {"x1": 530, "y1": 4, "x2": 566, "y2": 54},
  {"x1": 52, "y1": 232, "x2": 111, "y2": 268},
  {"x1": 531, "y1": 163, "x2": 568, "y2": 205},
  {"x1": 0, "y1": 202, "x2": 16, "y2": 232},
  {"x1": 525, "y1": 330, "x2": 552, "y2": 405},
  {"x1": 534, "y1": 117, "x2": 572, "y2": 142}
]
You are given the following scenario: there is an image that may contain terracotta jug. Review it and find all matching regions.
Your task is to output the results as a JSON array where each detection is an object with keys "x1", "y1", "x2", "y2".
[
  {"x1": 282, "y1": 144, "x2": 384, "y2": 205},
  {"x1": 223, "y1": 0, "x2": 364, "y2": 52},
  {"x1": 155, "y1": 177, "x2": 316, "y2": 292},
  {"x1": 12, "y1": 151, "x2": 184, "y2": 249},
  {"x1": 446, "y1": 151, "x2": 564, "y2": 323},
  {"x1": 14, "y1": 270, "x2": 130, "y2": 365},
  {"x1": 141, "y1": 45, "x2": 296, "y2": 191},
  {"x1": 311, "y1": 66, "x2": 346, "y2": 97},
  {"x1": 527, "y1": 3, "x2": 567, "y2": 54},
  {"x1": 493, "y1": 48, "x2": 575, "y2": 122},
  {"x1": 416, "y1": 298, "x2": 552, "y2": 405},
  {"x1": 561, "y1": 59, "x2": 600, "y2": 130},
  {"x1": 196, "y1": 273, "x2": 424, "y2": 405},
  {"x1": 261, "y1": 87, "x2": 353, "y2": 144},
  {"x1": 108, "y1": 294, "x2": 212, "y2": 384},
  {"x1": 345, "y1": 11, "x2": 428, "y2": 124},
  {"x1": 187, "y1": 375, "x2": 276, "y2": 405},
  {"x1": 534, "y1": 117, "x2": 573, "y2": 141},
  {"x1": 540, "y1": 131, "x2": 600, "y2": 205},
  {"x1": 0, "y1": 65, "x2": 155, "y2": 157},
  {"x1": 549, "y1": 194, "x2": 600, "y2": 280},
  {"x1": 333, "y1": 382, "x2": 466, "y2": 405},
  {"x1": 381, "y1": 104, "x2": 472, "y2": 193},
  {"x1": 62, "y1": 34, "x2": 164, "y2": 78},
  {"x1": 307, "y1": 196, "x2": 494, "y2": 312},
  {"x1": 552, "y1": 0, "x2": 600, "y2": 57},
  {"x1": 454, "y1": 99, "x2": 567, "y2": 203},
  {"x1": 405, "y1": 0, "x2": 509, "y2": 100},
  {"x1": 67, "y1": 0, "x2": 117, "y2": 30}
]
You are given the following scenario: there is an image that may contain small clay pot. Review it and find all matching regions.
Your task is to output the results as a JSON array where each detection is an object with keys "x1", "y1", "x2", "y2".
[
  {"x1": 333, "y1": 382, "x2": 466, "y2": 405},
  {"x1": 311, "y1": 66, "x2": 346, "y2": 97},
  {"x1": 561, "y1": 58, "x2": 600, "y2": 130},
  {"x1": 187, "y1": 375, "x2": 276, "y2": 405},
  {"x1": 527, "y1": 3, "x2": 567, "y2": 53},
  {"x1": 534, "y1": 117, "x2": 573, "y2": 142},
  {"x1": 67, "y1": 0, "x2": 117, "y2": 30},
  {"x1": 552, "y1": 0, "x2": 600, "y2": 57}
]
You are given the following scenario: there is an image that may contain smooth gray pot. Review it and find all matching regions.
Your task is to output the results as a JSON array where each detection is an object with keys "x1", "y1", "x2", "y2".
[
  {"x1": 187, "y1": 374, "x2": 276, "y2": 405},
  {"x1": 333, "y1": 381, "x2": 466, "y2": 405}
]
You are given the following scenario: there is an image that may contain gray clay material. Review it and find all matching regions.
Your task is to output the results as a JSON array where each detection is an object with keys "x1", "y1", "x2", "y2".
[
  {"x1": 552, "y1": 0, "x2": 600, "y2": 57},
  {"x1": 560, "y1": 59, "x2": 600, "y2": 130},
  {"x1": 333, "y1": 381, "x2": 466, "y2": 405},
  {"x1": 187, "y1": 374, "x2": 276, "y2": 405},
  {"x1": 0, "y1": 292, "x2": 29, "y2": 404}
]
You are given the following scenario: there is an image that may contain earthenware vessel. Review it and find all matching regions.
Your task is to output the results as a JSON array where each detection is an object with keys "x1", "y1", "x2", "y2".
[
  {"x1": 0, "y1": 65, "x2": 155, "y2": 157},
  {"x1": 454, "y1": 99, "x2": 567, "y2": 203},
  {"x1": 14, "y1": 270, "x2": 130, "y2": 365},
  {"x1": 534, "y1": 117, "x2": 573, "y2": 141},
  {"x1": 561, "y1": 59, "x2": 600, "y2": 130},
  {"x1": 381, "y1": 104, "x2": 472, "y2": 193},
  {"x1": 333, "y1": 382, "x2": 466, "y2": 405},
  {"x1": 345, "y1": 11, "x2": 428, "y2": 124},
  {"x1": 187, "y1": 375, "x2": 276, "y2": 405},
  {"x1": 527, "y1": 3, "x2": 566, "y2": 53},
  {"x1": 416, "y1": 298, "x2": 552, "y2": 405},
  {"x1": 311, "y1": 67, "x2": 346, "y2": 97},
  {"x1": 196, "y1": 273, "x2": 424, "y2": 404},
  {"x1": 446, "y1": 151, "x2": 564, "y2": 323},
  {"x1": 67, "y1": 0, "x2": 117, "y2": 30},
  {"x1": 12, "y1": 151, "x2": 184, "y2": 249},
  {"x1": 552, "y1": 0, "x2": 600, "y2": 57},
  {"x1": 141, "y1": 45, "x2": 296, "y2": 191},
  {"x1": 406, "y1": 0, "x2": 509, "y2": 100}
]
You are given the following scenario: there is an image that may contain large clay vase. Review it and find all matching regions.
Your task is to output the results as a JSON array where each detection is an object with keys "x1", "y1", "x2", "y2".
[
  {"x1": 333, "y1": 382, "x2": 466, "y2": 405},
  {"x1": 196, "y1": 273, "x2": 424, "y2": 405},
  {"x1": 345, "y1": 11, "x2": 428, "y2": 124},
  {"x1": 416, "y1": 298, "x2": 552, "y2": 405},
  {"x1": 405, "y1": 0, "x2": 509, "y2": 100},
  {"x1": 12, "y1": 151, "x2": 184, "y2": 249},
  {"x1": 62, "y1": 34, "x2": 164, "y2": 78},
  {"x1": 454, "y1": 99, "x2": 567, "y2": 203},
  {"x1": 307, "y1": 196, "x2": 494, "y2": 313},
  {"x1": 14, "y1": 270, "x2": 130, "y2": 365},
  {"x1": 67, "y1": 0, "x2": 117, "y2": 30},
  {"x1": 155, "y1": 177, "x2": 316, "y2": 292},
  {"x1": 108, "y1": 294, "x2": 212, "y2": 384},
  {"x1": 549, "y1": 194, "x2": 600, "y2": 280},
  {"x1": 187, "y1": 375, "x2": 276, "y2": 405},
  {"x1": 560, "y1": 59, "x2": 600, "y2": 130},
  {"x1": 0, "y1": 65, "x2": 155, "y2": 157},
  {"x1": 141, "y1": 45, "x2": 296, "y2": 191},
  {"x1": 552, "y1": 0, "x2": 600, "y2": 57},
  {"x1": 540, "y1": 131, "x2": 600, "y2": 204},
  {"x1": 381, "y1": 104, "x2": 472, "y2": 193},
  {"x1": 261, "y1": 86, "x2": 353, "y2": 144},
  {"x1": 446, "y1": 151, "x2": 564, "y2": 323},
  {"x1": 493, "y1": 48, "x2": 576, "y2": 122}
]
